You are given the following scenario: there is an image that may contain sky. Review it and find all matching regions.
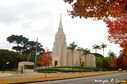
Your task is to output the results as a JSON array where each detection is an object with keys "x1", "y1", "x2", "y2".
[{"x1": 0, "y1": 0, "x2": 121, "y2": 56}]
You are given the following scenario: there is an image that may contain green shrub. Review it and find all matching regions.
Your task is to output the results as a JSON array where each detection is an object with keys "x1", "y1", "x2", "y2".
[
  {"x1": 37, "y1": 69, "x2": 57, "y2": 73},
  {"x1": 51, "y1": 66, "x2": 99, "y2": 72},
  {"x1": 38, "y1": 66, "x2": 100, "y2": 73}
]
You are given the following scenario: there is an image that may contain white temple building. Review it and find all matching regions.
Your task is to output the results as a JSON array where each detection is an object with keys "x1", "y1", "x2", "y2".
[{"x1": 52, "y1": 15, "x2": 96, "y2": 67}]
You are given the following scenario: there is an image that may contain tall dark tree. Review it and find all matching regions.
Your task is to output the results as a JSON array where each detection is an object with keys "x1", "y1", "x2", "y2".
[
  {"x1": 7, "y1": 35, "x2": 44, "y2": 62},
  {"x1": 7, "y1": 35, "x2": 44, "y2": 55},
  {"x1": 7, "y1": 35, "x2": 28, "y2": 53},
  {"x1": 77, "y1": 47, "x2": 84, "y2": 51},
  {"x1": 24, "y1": 41, "x2": 44, "y2": 54},
  {"x1": 92, "y1": 44, "x2": 101, "y2": 53},
  {"x1": 93, "y1": 53, "x2": 104, "y2": 69},
  {"x1": 82, "y1": 48, "x2": 91, "y2": 56},
  {"x1": 0, "y1": 49, "x2": 28, "y2": 70},
  {"x1": 77, "y1": 47, "x2": 91, "y2": 55},
  {"x1": 101, "y1": 43, "x2": 107, "y2": 56},
  {"x1": 23, "y1": 41, "x2": 44, "y2": 61},
  {"x1": 77, "y1": 47, "x2": 91, "y2": 66},
  {"x1": 68, "y1": 41, "x2": 77, "y2": 66},
  {"x1": 108, "y1": 50, "x2": 116, "y2": 59}
]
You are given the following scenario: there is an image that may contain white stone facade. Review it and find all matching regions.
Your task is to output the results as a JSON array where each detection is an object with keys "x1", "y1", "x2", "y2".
[{"x1": 52, "y1": 16, "x2": 96, "y2": 67}]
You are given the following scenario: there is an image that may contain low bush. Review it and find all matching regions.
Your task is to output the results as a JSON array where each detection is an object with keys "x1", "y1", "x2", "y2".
[
  {"x1": 51, "y1": 66, "x2": 99, "y2": 72},
  {"x1": 37, "y1": 66, "x2": 100, "y2": 73},
  {"x1": 37, "y1": 69, "x2": 57, "y2": 73}
]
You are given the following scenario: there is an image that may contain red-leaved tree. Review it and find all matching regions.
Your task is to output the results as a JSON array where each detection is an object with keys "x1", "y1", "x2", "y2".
[
  {"x1": 39, "y1": 52, "x2": 52, "y2": 67},
  {"x1": 122, "y1": 57, "x2": 127, "y2": 68},
  {"x1": 117, "y1": 56, "x2": 124, "y2": 69},
  {"x1": 117, "y1": 54, "x2": 127, "y2": 69},
  {"x1": 64, "y1": 0, "x2": 127, "y2": 19},
  {"x1": 109, "y1": 59, "x2": 117, "y2": 70},
  {"x1": 104, "y1": 13, "x2": 127, "y2": 55},
  {"x1": 38, "y1": 51, "x2": 52, "y2": 77},
  {"x1": 104, "y1": 14, "x2": 127, "y2": 44}
]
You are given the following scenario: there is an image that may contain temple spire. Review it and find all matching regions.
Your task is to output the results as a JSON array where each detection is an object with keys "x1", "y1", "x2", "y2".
[{"x1": 58, "y1": 13, "x2": 63, "y2": 31}]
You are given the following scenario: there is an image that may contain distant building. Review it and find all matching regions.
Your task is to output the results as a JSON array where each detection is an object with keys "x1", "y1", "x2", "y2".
[
  {"x1": 18, "y1": 61, "x2": 34, "y2": 73},
  {"x1": 52, "y1": 15, "x2": 96, "y2": 67}
]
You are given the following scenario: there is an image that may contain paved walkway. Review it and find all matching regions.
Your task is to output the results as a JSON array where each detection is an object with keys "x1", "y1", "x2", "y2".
[
  {"x1": 0, "y1": 71, "x2": 76, "y2": 80},
  {"x1": 0, "y1": 71, "x2": 124, "y2": 81},
  {"x1": 0, "y1": 71, "x2": 14, "y2": 77},
  {"x1": 0, "y1": 71, "x2": 125, "y2": 84},
  {"x1": 0, "y1": 72, "x2": 81, "y2": 80}
]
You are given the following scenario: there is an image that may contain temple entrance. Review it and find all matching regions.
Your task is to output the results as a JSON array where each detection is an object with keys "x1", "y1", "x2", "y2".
[{"x1": 54, "y1": 61, "x2": 58, "y2": 67}]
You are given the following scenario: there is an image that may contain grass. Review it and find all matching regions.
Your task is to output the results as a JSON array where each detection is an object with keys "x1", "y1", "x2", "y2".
[
  {"x1": 0, "y1": 71, "x2": 120, "y2": 84},
  {"x1": 37, "y1": 69, "x2": 57, "y2": 73}
]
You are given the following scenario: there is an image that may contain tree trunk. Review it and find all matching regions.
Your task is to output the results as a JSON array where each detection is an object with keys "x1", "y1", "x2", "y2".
[
  {"x1": 45, "y1": 67, "x2": 47, "y2": 78},
  {"x1": 72, "y1": 51, "x2": 74, "y2": 70}
]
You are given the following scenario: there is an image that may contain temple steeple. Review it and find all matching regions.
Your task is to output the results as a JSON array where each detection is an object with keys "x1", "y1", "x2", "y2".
[
  {"x1": 55, "y1": 13, "x2": 65, "y2": 39},
  {"x1": 58, "y1": 13, "x2": 63, "y2": 31},
  {"x1": 52, "y1": 13, "x2": 67, "y2": 66}
]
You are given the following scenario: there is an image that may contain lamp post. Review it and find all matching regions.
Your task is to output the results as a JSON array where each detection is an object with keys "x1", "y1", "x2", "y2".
[
  {"x1": 2, "y1": 58, "x2": 5, "y2": 73},
  {"x1": 34, "y1": 37, "x2": 38, "y2": 72}
]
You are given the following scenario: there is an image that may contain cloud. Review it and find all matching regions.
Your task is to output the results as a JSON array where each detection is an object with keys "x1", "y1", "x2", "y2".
[
  {"x1": 0, "y1": 1, "x2": 31, "y2": 24},
  {"x1": 0, "y1": 0, "x2": 55, "y2": 47},
  {"x1": 0, "y1": 0, "x2": 54, "y2": 25}
]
